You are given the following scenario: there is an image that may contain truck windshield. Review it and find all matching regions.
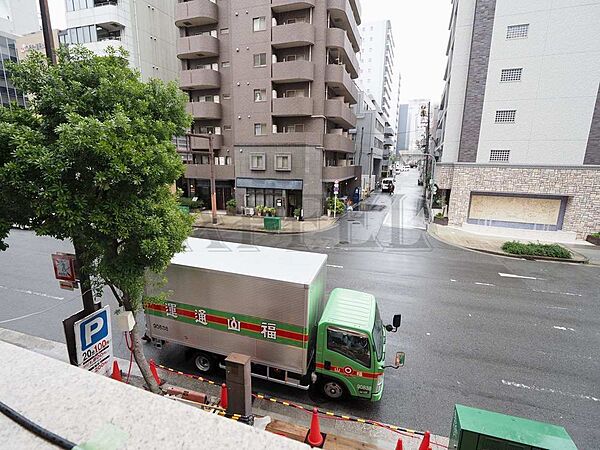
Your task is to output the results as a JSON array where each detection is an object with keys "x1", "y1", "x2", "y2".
[{"x1": 372, "y1": 305, "x2": 384, "y2": 361}]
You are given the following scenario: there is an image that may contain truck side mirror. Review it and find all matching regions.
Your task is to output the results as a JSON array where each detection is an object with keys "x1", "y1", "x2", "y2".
[{"x1": 385, "y1": 314, "x2": 402, "y2": 333}]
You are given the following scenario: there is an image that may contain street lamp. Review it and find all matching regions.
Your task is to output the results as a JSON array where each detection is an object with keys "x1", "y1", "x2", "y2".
[{"x1": 186, "y1": 133, "x2": 217, "y2": 225}]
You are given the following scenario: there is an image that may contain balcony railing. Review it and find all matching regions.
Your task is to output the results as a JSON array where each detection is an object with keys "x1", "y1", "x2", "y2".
[
  {"x1": 186, "y1": 102, "x2": 222, "y2": 120},
  {"x1": 326, "y1": 27, "x2": 359, "y2": 78},
  {"x1": 271, "y1": 0, "x2": 316, "y2": 13},
  {"x1": 272, "y1": 60, "x2": 314, "y2": 83},
  {"x1": 322, "y1": 165, "x2": 361, "y2": 182},
  {"x1": 272, "y1": 22, "x2": 316, "y2": 48},
  {"x1": 184, "y1": 163, "x2": 234, "y2": 180},
  {"x1": 180, "y1": 68, "x2": 220, "y2": 90},
  {"x1": 325, "y1": 64, "x2": 358, "y2": 104},
  {"x1": 325, "y1": 98, "x2": 356, "y2": 129},
  {"x1": 324, "y1": 132, "x2": 355, "y2": 153},
  {"x1": 327, "y1": 0, "x2": 360, "y2": 51},
  {"x1": 177, "y1": 34, "x2": 219, "y2": 59},
  {"x1": 175, "y1": 0, "x2": 218, "y2": 27},
  {"x1": 272, "y1": 97, "x2": 313, "y2": 117}
]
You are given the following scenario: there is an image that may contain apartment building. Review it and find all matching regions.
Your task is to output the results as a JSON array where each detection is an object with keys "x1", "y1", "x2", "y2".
[
  {"x1": 60, "y1": 0, "x2": 179, "y2": 82},
  {"x1": 0, "y1": 0, "x2": 39, "y2": 36},
  {"x1": 435, "y1": 0, "x2": 600, "y2": 238},
  {"x1": 353, "y1": 91, "x2": 393, "y2": 189},
  {"x1": 175, "y1": 0, "x2": 362, "y2": 218}
]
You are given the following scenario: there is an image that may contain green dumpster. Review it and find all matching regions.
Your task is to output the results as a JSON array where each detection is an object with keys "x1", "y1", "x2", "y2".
[
  {"x1": 263, "y1": 216, "x2": 281, "y2": 231},
  {"x1": 449, "y1": 405, "x2": 577, "y2": 450}
]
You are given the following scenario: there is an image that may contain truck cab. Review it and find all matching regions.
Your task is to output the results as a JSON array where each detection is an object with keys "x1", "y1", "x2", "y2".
[{"x1": 315, "y1": 288, "x2": 396, "y2": 401}]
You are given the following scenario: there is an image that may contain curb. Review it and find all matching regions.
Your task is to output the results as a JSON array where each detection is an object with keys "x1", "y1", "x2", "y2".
[
  {"x1": 193, "y1": 216, "x2": 342, "y2": 235},
  {"x1": 427, "y1": 227, "x2": 589, "y2": 264}
]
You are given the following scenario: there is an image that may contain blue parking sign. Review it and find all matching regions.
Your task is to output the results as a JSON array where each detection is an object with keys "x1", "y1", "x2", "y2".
[{"x1": 74, "y1": 305, "x2": 113, "y2": 376}]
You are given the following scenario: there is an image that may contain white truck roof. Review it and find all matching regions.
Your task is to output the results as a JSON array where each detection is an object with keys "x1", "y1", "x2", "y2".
[{"x1": 171, "y1": 238, "x2": 328, "y2": 286}]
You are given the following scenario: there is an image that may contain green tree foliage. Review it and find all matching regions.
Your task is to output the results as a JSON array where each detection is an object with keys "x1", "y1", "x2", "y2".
[{"x1": 0, "y1": 46, "x2": 193, "y2": 391}]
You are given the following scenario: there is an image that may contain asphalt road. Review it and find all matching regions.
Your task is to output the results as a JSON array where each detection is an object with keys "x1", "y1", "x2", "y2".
[{"x1": 1, "y1": 169, "x2": 598, "y2": 448}]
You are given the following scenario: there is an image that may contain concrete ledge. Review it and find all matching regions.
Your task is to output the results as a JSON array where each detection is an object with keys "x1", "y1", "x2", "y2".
[{"x1": 0, "y1": 340, "x2": 308, "y2": 450}]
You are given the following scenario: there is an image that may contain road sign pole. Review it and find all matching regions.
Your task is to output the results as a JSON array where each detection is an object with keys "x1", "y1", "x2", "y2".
[{"x1": 333, "y1": 180, "x2": 339, "y2": 219}]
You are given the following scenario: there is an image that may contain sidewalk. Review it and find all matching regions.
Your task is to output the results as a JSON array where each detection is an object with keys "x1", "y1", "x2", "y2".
[
  {"x1": 429, "y1": 223, "x2": 591, "y2": 263},
  {"x1": 193, "y1": 211, "x2": 338, "y2": 234},
  {"x1": 0, "y1": 328, "x2": 448, "y2": 450}
]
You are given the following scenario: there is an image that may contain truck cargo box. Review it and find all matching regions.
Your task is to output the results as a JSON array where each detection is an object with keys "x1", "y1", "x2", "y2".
[{"x1": 144, "y1": 238, "x2": 327, "y2": 375}]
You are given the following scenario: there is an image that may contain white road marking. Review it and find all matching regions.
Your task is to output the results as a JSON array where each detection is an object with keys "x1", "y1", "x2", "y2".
[
  {"x1": 501, "y1": 379, "x2": 599, "y2": 403},
  {"x1": 532, "y1": 289, "x2": 582, "y2": 297},
  {"x1": 553, "y1": 326, "x2": 575, "y2": 332},
  {"x1": 326, "y1": 264, "x2": 344, "y2": 269},
  {"x1": 475, "y1": 282, "x2": 495, "y2": 287},
  {"x1": 0, "y1": 285, "x2": 64, "y2": 301},
  {"x1": 546, "y1": 306, "x2": 568, "y2": 310},
  {"x1": 450, "y1": 279, "x2": 457, "y2": 282},
  {"x1": 498, "y1": 272, "x2": 543, "y2": 280}
]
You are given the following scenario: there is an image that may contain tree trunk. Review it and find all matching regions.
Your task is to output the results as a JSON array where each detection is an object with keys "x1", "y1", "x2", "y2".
[{"x1": 122, "y1": 294, "x2": 161, "y2": 394}]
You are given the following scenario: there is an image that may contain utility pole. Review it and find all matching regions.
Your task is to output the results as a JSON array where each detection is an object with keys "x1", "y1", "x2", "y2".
[
  {"x1": 39, "y1": 0, "x2": 57, "y2": 64},
  {"x1": 187, "y1": 133, "x2": 217, "y2": 225}
]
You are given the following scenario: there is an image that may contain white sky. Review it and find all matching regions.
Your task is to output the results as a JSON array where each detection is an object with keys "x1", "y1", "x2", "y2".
[
  {"x1": 362, "y1": 0, "x2": 452, "y2": 103},
  {"x1": 47, "y1": 0, "x2": 451, "y2": 102}
]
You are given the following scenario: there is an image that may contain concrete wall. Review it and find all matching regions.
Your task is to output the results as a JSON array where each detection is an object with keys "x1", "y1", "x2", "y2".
[
  {"x1": 436, "y1": 163, "x2": 600, "y2": 237},
  {"x1": 0, "y1": 340, "x2": 307, "y2": 450}
]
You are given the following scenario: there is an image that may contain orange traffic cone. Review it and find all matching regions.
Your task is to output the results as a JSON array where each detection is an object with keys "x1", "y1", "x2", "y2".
[
  {"x1": 306, "y1": 407, "x2": 324, "y2": 447},
  {"x1": 220, "y1": 383, "x2": 228, "y2": 410},
  {"x1": 418, "y1": 431, "x2": 431, "y2": 450},
  {"x1": 395, "y1": 437, "x2": 403, "y2": 450},
  {"x1": 111, "y1": 360, "x2": 122, "y2": 382},
  {"x1": 149, "y1": 359, "x2": 162, "y2": 385}
]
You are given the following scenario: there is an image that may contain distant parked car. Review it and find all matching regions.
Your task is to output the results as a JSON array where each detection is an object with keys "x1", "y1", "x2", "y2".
[{"x1": 381, "y1": 177, "x2": 394, "y2": 192}]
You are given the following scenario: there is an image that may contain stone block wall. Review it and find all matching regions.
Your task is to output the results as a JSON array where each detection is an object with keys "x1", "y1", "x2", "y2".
[{"x1": 435, "y1": 164, "x2": 600, "y2": 238}]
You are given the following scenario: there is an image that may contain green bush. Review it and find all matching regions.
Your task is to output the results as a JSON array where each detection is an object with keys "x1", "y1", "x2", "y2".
[
  {"x1": 590, "y1": 232, "x2": 600, "y2": 238},
  {"x1": 435, "y1": 212, "x2": 445, "y2": 219},
  {"x1": 179, "y1": 197, "x2": 204, "y2": 210},
  {"x1": 501, "y1": 241, "x2": 572, "y2": 259},
  {"x1": 327, "y1": 197, "x2": 345, "y2": 215},
  {"x1": 264, "y1": 207, "x2": 277, "y2": 217},
  {"x1": 226, "y1": 198, "x2": 237, "y2": 209},
  {"x1": 293, "y1": 207, "x2": 302, "y2": 218}
]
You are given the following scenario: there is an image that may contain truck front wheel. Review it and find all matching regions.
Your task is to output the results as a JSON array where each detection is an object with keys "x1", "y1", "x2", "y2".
[
  {"x1": 321, "y1": 378, "x2": 347, "y2": 400},
  {"x1": 193, "y1": 352, "x2": 214, "y2": 373}
]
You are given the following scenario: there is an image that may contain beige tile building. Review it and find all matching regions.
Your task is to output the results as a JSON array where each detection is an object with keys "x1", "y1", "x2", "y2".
[{"x1": 175, "y1": 0, "x2": 362, "y2": 217}]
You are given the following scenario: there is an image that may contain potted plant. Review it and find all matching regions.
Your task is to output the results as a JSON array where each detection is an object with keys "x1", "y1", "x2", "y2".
[
  {"x1": 293, "y1": 208, "x2": 302, "y2": 221},
  {"x1": 326, "y1": 197, "x2": 345, "y2": 217},
  {"x1": 433, "y1": 212, "x2": 448, "y2": 225},
  {"x1": 255, "y1": 205, "x2": 264, "y2": 217},
  {"x1": 265, "y1": 207, "x2": 277, "y2": 217},
  {"x1": 586, "y1": 232, "x2": 600, "y2": 246},
  {"x1": 226, "y1": 198, "x2": 237, "y2": 215}
]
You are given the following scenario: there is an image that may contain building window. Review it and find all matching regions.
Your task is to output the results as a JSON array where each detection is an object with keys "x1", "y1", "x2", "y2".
[
  {"x1": 506, "y1": 24, "x2": 529, "y2": 39},
  {"x1": 224, "y1": 125, "x2": 232, "y2": 131},
  {"x1": 495, "y1": 110, "x2": 516, "y2": 124},
  {"x1": 253, "y1": 53, "x2": 267, "y2": 67},
  {"x1": 500, "y1": 68, "x2": 522, "y2": 82},
  {"x1": 489, "y1": 150, "x2": 510, "y2": 162},
  {"x1": 222, "y1": 94, "x2": 231, "y2": 100},
  {"x1": 254, "y1": 123, "x2": 267, "y2": 136},
  {"x1": 220, "y1": 28, "x2": 229, "y2": 35},
  {"x1": 254, "y1": 89, "x2": 267, "y2": 102},
  {"x1": 221, "y1": 61, "x2": 230, "y2": 68},
  {"x1": 253, "y1": 17, "x2": 266, "y2": 32},
  {"x1": 275, "y1": 154, "x2": 291, "y2": 171},
  {"x1": 250, "y1": 153, "x2": 266, "y2": 170}
]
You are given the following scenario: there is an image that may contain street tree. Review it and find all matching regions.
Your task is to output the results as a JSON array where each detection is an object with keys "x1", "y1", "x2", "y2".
[{"x1": 0, "y1": 46, "x2": 193, "y2": 392}]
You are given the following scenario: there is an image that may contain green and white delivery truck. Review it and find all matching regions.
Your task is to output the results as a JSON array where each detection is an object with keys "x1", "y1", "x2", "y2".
[{"x1": 144, "y1": 238, "x2": 403, "y2": 401}]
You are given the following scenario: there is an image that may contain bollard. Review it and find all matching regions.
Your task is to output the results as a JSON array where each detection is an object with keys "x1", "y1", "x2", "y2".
[
  {"x1": 220, "y1": 383, "x2": 228, "y2": 410},
  {"x1": 395, "y1": 437, "x2": 403, "y2": 450},
  {"x1": 306, "y1": 408, "x2": 324, "y2": 447}
]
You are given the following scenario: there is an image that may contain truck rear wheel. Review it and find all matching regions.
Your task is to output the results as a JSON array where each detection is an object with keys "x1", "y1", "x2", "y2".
[
  {"x1": 193, "y1": 352, "x2": 214, "y2": 373},
  {"x1": 321, "y1": 378, "x2": 347, "y2": 400}
]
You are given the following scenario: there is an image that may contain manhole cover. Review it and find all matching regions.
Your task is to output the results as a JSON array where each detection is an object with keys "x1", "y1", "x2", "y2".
[{"x1": 338, "y1": 240, "x2": 349, "y2": 245}]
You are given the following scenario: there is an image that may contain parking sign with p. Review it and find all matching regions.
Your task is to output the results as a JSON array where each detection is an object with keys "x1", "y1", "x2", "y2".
[{"x1": 74, "y1": 305, "x2": 113, "y2": 376}]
